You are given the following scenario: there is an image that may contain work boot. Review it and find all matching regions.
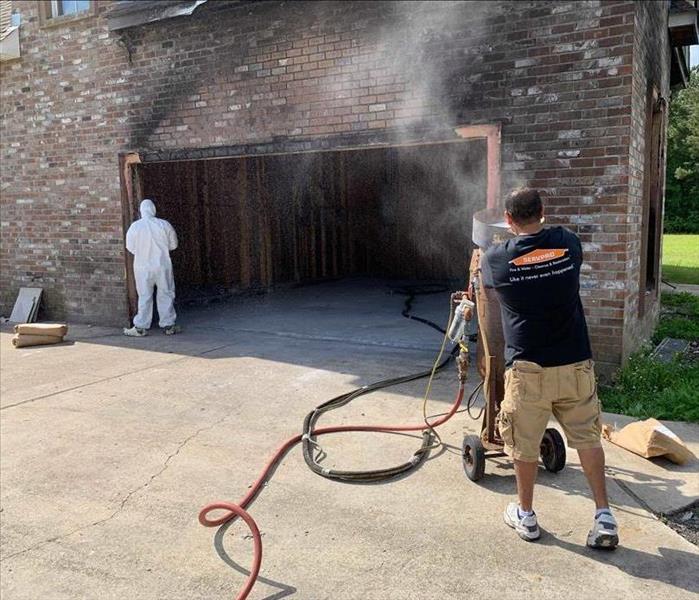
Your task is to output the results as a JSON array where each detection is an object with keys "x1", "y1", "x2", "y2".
[
  {"x1": 163, "y1": 324, "x2": 181, "y2": 335},
  {"x1": 503, "y1": 502, "x2": 540, "y2": 541},
  {"x1": 123, "y1": 326, "x2": 147, "y2": 337},
  {"x1": 587, "y1": 510, "x2": 619, "y2": 550}
]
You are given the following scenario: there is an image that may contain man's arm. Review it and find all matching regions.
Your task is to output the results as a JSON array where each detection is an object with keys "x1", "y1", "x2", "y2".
[
  {"x1": 125, "y1": 225, "x2": 136, "y2": 255},
  {"x1": 576, "y1": 234, "x2": 584, "y2": 263},
  {"x1": 570, "y1": 230, "x2": 584, "y2": 266},
  {"x1": 166, "y1": 222, "x2": 178, "y2": 251},
  {"x1": 480, "y1": 249, "x2": 496, "y2": 289}
]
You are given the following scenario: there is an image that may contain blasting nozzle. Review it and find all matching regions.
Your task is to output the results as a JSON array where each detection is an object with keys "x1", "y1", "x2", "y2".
[{"x1": 448, "y1": 296, "x2": 475, "y2": 343}]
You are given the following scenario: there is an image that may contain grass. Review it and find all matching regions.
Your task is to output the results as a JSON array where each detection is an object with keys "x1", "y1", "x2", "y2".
[
  {"x1": 653, "y1": 291, "x2": 699, "y2": 343},
  {"x1": 662, "y1": 234, "x2": 699, "y2": 284},
  {"x1": 600, "y1": 292, "x2": 699, "y2": 423},
  {"x1": 600, "y1": 353, "x2": 699, "y2": 422}
]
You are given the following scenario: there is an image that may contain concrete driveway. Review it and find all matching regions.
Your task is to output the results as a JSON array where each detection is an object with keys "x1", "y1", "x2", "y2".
[{"x1": 1, "y1": 280, "x2": 697, "y2": 599}]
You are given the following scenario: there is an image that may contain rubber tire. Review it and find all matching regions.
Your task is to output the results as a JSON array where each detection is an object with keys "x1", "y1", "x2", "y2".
[
  {"x1": 540, "y1": 428, "x2": 566, "y2": 473},
  {"x1": 462, "y1": 434, "x2": 486, "y2": 481}
]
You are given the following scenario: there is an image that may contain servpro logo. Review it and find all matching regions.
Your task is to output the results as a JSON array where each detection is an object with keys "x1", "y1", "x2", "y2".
[{"x1": 509, "y1": 248, "x2": 568, "y2": 266}]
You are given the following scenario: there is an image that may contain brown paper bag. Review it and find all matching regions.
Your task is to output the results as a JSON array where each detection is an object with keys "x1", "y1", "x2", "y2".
[
  {"x1": 602, "y1": 418, "x2": 696, "y2": 465},
  {"x1": 12, "y1": 334, "x2": 65, "y2": 348},
  {"x1": 14, "y1": 323, "x2": 68, "y2": 337}
]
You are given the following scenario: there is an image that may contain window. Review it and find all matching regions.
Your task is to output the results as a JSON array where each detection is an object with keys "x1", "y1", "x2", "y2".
[
  {"x1": 39, "y1": 0, "x2": 94, "y2": 26},
  {"x1": 638, "y1": 86, "x2": 667, "y2": 315},
  {"x1": 50, "y1": 1, "x2": 90, "y2": 17}
]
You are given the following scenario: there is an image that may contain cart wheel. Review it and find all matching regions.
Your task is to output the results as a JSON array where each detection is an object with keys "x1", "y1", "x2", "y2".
[
  {"x1": 540, "y1": 428, "x2": 566, "y2": 473},
  {"x1": 462, "y1": 435, "x2": 486, "y2": 481}
]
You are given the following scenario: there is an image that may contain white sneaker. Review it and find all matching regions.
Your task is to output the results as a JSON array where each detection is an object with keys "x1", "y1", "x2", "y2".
[
  {"x1": 123, "y1": 326, "x2": 147, "y2": 337},
  {"x1": 163, "y1": 325, "x2": 180, "y2": 335},
  {"x1": 503, "y1": 502, "x2": 540, "y2": 541},
  {"x1": 587, "y1": 510, "x2": 619, "y2": 549}
]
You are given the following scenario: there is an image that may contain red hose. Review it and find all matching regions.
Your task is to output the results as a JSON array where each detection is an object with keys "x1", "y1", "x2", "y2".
[{"x1": 199, "y1": 384, "x2": 465, "y2": 600}]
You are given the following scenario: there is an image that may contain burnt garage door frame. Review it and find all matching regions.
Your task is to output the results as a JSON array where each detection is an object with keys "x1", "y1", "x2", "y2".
[{"x1": 118, "y1": 124, "x2": 501, "y2": 319}]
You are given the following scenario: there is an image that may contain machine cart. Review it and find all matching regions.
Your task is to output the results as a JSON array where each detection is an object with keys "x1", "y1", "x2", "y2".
[{"x1": 460, "y1": 209, "x2": 567, "y2": 482}]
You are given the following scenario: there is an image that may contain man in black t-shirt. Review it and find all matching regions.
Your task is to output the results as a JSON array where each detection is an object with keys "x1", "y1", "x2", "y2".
[{"x1": 481, "y1": 188, "x2": 618, "y2": 549}]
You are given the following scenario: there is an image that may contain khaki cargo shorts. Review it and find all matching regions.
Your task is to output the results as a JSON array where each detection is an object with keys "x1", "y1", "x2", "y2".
[{"x1": 496, "y1": 359, "x2": 602, "y2": 462}]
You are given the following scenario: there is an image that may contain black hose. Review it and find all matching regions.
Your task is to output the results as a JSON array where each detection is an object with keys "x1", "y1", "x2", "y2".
[
  {"x1": 395, "y1": 284, "x2": 450, "y2": 335},
  {"x1": 466, "y1": 381, "x2": 484, "y2": 420},
  {"x1": 301, "y1": 284, "x2": 460, "y2": 483}
]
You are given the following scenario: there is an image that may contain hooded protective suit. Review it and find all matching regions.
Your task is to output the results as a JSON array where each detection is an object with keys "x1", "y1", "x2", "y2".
[{"x1": 126, "y1": 199, "x2": 178, "y2": 329}]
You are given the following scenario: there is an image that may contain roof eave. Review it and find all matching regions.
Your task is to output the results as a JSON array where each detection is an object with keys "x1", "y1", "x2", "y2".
[
  {"x1": 668, "y1": 10, "x2": 699, "y2": 46},
  {"x1": 106, "y1": 0, "x2": 209, "y2": 31}
]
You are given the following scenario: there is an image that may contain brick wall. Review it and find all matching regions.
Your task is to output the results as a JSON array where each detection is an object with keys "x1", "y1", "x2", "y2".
[
  {"x1": 623, "y1": 0, "x2": 671, "y2": 360},
  {"x1": 0, "y1": 0, "x2": 669, "y2": 374},
  {"x1": 0, "y1": 1, "x2": 128, "y2": 320}
]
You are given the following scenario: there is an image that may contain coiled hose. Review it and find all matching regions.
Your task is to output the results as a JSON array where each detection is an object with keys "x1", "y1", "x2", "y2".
[{"x1": 199, "y1": 285, "x2": 469, "y2": 599}]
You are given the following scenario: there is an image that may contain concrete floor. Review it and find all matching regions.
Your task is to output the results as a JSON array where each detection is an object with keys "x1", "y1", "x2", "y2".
[{"x1": 1, "y1": 279, "x2": 697, "y2": 600}]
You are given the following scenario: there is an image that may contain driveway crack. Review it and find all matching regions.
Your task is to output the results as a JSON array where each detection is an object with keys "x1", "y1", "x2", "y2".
[{"x1": 1, "y1": 416, "x2": 226, "y2": 563}]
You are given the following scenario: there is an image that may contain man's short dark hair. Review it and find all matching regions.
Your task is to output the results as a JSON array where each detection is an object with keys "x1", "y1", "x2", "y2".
[{"x1": 505, "y1": 188, "x2": 543, "y2": 225}]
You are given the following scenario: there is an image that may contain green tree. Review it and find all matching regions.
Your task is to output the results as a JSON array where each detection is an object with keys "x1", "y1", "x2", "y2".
[{"x1": 665, "y1": 66, "x2": 699, "y2": 233}]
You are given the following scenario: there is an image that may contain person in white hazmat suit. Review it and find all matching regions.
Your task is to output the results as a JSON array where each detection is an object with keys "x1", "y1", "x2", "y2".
[{"x1": 123, "y1": 199, "x2": 179, "y2": 337}]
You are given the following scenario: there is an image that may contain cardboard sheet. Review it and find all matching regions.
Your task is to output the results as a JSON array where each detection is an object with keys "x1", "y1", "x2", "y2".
[
  {"x1": 9, "y1": 288, "x2": 42, "y2": 323},
  {"x1": 603, "y1": 418, "x2": 696, "y2": 465}
]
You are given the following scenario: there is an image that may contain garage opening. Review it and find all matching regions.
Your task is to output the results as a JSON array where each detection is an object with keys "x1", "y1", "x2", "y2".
[{"x1": 133, "y1": 139, "x2": 487, "y2": 304}]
